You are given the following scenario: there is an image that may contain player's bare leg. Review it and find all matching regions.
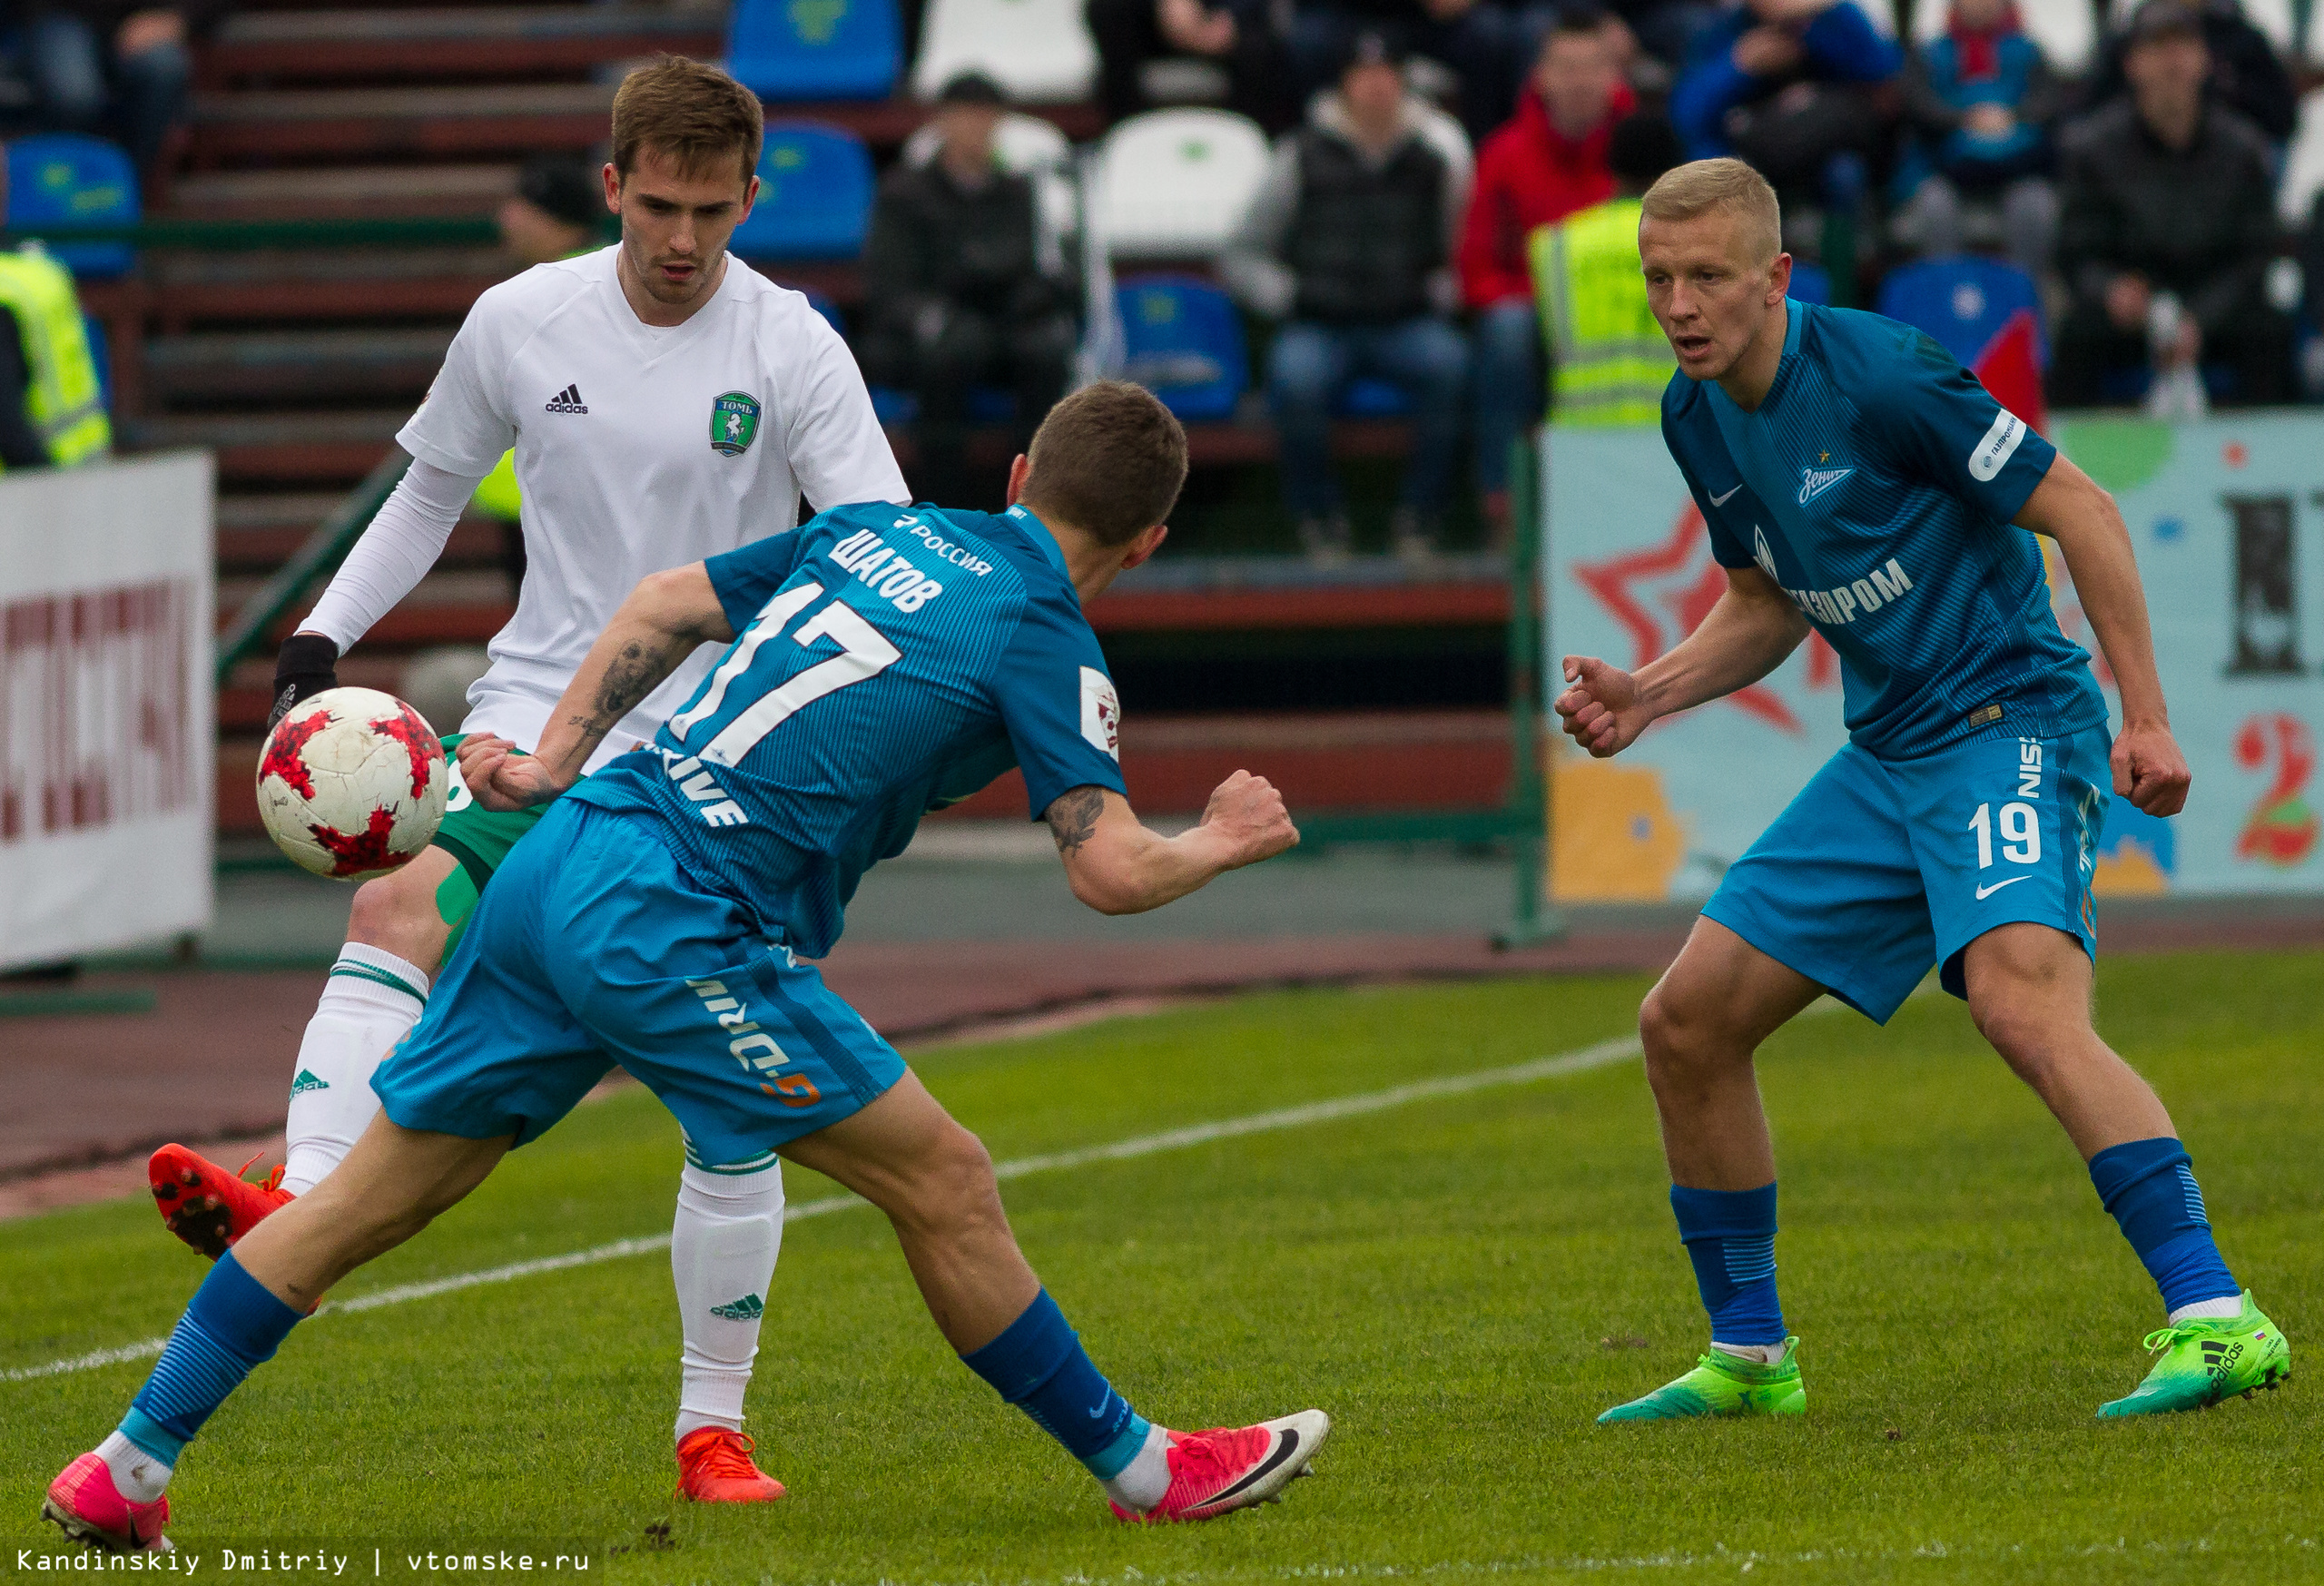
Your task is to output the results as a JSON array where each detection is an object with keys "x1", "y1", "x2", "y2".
[
  {"x1": 779, "y1": 1073, "x2": 1330, "y2": 1521},
  {"x1": 1959, "y1": 922, "x2": 2171, "y2": 1157},
  {"x1": 1636, "y1": 918, "x2": 1824, "y2": 1192}
]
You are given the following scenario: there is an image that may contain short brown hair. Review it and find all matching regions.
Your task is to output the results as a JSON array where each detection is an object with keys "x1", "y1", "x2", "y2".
[
  {"x1": 1021, "y1": 381, "x2": 1188, "y2": 546},
  {"x1": 1641, "y1": 157, "x2": 1781, "y2": 266},
  {"x1": 611, "y1": 56, "x2": 763, "y2": 182}
]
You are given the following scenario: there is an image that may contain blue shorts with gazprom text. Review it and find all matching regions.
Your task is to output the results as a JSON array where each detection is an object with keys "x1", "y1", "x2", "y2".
[
  {"x1": 374, "y1": 799, "x2": 905, "y2": 1169},
  {"x1": 1703, "y1": 725, "x2": 2111, "y2": 1023}
]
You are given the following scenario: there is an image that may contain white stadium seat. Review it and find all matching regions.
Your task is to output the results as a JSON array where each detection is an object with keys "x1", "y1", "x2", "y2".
[
  {"x1": 1091, "y1": 107, "x2": 1271, "y2": 260},
  {"x1": 2279, "y1": 88, "x2": 2324, "y2": 224},
  {"x1": 911, "y1": 0, "x2": 1098, "y2": 103}
]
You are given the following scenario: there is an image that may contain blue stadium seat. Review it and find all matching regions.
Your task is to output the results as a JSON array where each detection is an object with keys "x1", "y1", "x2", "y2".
[
  {"x1": 1874, "y1": 255, "x2": 2047, "y2": 369},
  {"x1": 1116, "y1": 274, "x2": 1246, "y2": 421},
  {"x1": 82, "y1": 311, "x2": 111, "y2": 417},
  {"x1": 801, "y1": 288, "x2": 846, "y2": 338},
  {"x1": 728, "y1": 123, "x2": 874, "y2": 261},
  {"x1": 1787, "y1": 261, "x2": 1831, "y2": 307},
  {"x1": 727, "y1": 0, "x2": 901, "y2": 103},
  {"x1": 868, "y1": 387, "x2": 1018, "y2": 424},
  {"x1": 5, "y1": 134, "x2": 138, "y2": 281},
  {"x1": 1336, "y1": 377, "x2": 1411, "y2": 419}
]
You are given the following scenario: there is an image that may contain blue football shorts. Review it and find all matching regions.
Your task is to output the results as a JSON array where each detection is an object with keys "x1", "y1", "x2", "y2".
[
  {"x1": 374, "y1": 799, "x2": 907, "y2": 1169},
  {"x1": 1702, "y1": 724, "x2": 2112, "y2": 1023}
]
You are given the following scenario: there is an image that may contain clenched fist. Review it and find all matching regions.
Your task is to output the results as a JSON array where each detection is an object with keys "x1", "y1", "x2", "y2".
[
  {"x1": 1554, "y1": 655, "x2": 1655, "y2": 758},
  {"x1": 1200, "y1": 769, "x2": 1299, "y2": 868}
]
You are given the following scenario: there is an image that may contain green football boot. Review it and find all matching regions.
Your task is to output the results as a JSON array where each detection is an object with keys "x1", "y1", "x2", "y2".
[
  {"x1": 2097, "y1": 1292, "x2": 2291, "y2": 1418},
  {"x1": 1598, "y1": 1338, "x2": 1807, "y2": 1423}
]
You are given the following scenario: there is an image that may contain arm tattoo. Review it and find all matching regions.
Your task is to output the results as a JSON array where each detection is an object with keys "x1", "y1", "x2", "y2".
[
  {"x1": 1044, "y1": 785, "x2": 1106, "y2": 857},
  {"x1": 567, "y1": 638, "x2": 671, "y2": 744}
]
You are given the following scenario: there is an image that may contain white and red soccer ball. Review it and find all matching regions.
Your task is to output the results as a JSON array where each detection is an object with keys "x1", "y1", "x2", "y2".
[{"x1": 256, "y1": 686, "x2": 448, "y2": 881}]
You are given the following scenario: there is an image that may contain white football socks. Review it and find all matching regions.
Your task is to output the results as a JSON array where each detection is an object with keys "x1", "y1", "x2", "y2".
[
  {"x1": 2168, "y1": 1295, "x2": 2244, "y2": 1325},
  {"x1": 671, "y1": 1157, "x2": 784, "y2": 1443},
  {"x1": 1709, "y1": 1340, "x2": 1788, "y2": 1366},
  {"x1": 96, "y1": 1430, "x2": 171, "y2": 1505},
  {"x1": 281, "y1": 945, "x2": 430, "y2": 1195},
  {"x1": 1101, "y1": 1423, "x2": 1174, "y2": 1512}
]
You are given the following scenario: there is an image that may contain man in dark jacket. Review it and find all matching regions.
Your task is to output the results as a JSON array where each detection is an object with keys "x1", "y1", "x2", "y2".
[
  {"x1": 2053, "y1": 0, "x2": 2288, "y2": 408},
  {"x1": 859, "y1": 72, "x2": 1078, "y2": 507},
  {"x1": 2083, "y1": 0, "x2": 2294, "y2": 144},
  {"x1": 18, "y1": 0, "x2": 224, "y2": 178},
  {"x1": 1223, "y1": 32, "x2": 1471, "y2": 561}
]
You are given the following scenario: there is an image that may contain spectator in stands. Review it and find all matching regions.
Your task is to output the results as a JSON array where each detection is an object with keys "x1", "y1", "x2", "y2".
[
  {"x1": 1893, "y1": 0, "x2": 2061, "y2": 279},
  {"x1": 1669, "y1": 0, "x2": 1900, "y2": 198},
  {"x1": 0, "y1": 148, "x2": 112, "y2": 469},
  {"x1": 18, "y1": 0, "x2": 222, "y2": 182},
  {"x1": 860, "y1": 71, "x2": 1078, "y2": 509},
  {"x1": 2086, "y1": 0, "x2": 2295, "y2": 145},
  {"x1": 1460, "y1": 9, "x2": 1632, "y2": 537},
  {"x1": 1087, "y1": 0, "x2": 1295, "y2": 132},
  {"x1": 2053, "y1": 0, "x2": 2290, "y2": 408},
  {"x1": 1225, "y1": 32, "x2": 1472, "y2": 562},
  {"x1": 1286, "y1": 0, "x2": 1522, "y2": 143},
  {"x1": 1527, "y1": 112, "x2": 1684, "y2": 425}
]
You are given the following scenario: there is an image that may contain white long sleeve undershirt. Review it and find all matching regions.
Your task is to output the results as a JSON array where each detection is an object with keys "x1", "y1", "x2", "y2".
[{"x1": 300, "y1": 455, "x2": 487, "y2": 654}]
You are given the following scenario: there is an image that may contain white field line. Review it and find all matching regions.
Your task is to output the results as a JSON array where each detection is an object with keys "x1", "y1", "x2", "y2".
[{"x1": 2, "y1": 1031, "x2": 1649, "y2": 1386}]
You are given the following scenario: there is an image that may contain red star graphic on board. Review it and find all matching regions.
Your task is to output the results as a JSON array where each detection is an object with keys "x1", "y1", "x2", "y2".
[{"x1": 1571, "y1": 502, "x2": 1836, "y2": 736}]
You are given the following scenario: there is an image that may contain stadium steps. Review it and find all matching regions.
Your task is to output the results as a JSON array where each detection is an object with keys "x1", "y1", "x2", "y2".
[
  {"x1": 202, "y1": 5, "x2": 725, "y2": 84},
  {"x1": 168, "y1": 163, "x2": 523, "y2": 222},
  {"x1": 148, "y1": 326, "x2": 455, "y2": 404},
  {"x1": 190, "y1": 82, "x2": 618, "y2": 163}
]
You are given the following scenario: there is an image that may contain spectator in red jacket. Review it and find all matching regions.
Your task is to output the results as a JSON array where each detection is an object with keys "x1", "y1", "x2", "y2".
[{"x1": 1459, "y1": 8, "x2": 1632, "y2": 534}]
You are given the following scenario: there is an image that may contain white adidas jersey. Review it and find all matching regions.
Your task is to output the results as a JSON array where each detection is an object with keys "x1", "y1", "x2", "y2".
[{"x1": 398, "y1": 244, "x2": 908, "y2": 768}]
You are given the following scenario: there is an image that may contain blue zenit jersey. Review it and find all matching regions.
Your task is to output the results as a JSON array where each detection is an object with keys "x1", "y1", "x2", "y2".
[
  {"x1": 1662, "y1": 300, "x2": 2107, "y2": 760},
  {"x1": 564, "y1": 501, "x2": 1128, "y2": 956}
]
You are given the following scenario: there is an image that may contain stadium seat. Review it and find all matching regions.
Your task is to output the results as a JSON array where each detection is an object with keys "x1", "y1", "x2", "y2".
[
  {"x1": 1337, "y1": 378, "x2": 1412, "y2": 418},
  {"x1": 911, "y1": 0, "x2": 1097, "y2": 103},
  {"x1": 1788, "y1": 260, "x2": 1832, "y2": 306},
  {"x1": 801, "y1": 288, "x2": 847, "y2": 338},
  {"x1": 1092, "y1": 108, "x2": 1271, "y2": 260},
  {"x1": 82, "y1": 310, "x2": 111, "y2": 418},
  {"x1": 1915, "y1": 0, "x2": 2094, "y2": 72},
  {"x1": 728, "y1": 123, "x2": 874, "y2": 261},
  {"x1": 727, "y1": 0, "x2": 901, "y2": 102},
  {"x1": 1116, "y1": 273, "x2": 1246, "y2": 420},
  {"x1": 5, "y1": 133, "x2": 138, "y2": 281},
  {"x1": 2281, "y1": 88, "x2": 2324, "y2": 227},
  {"x1": 1874, "y1": 254, "x2": 2046, "y2": 369},
  {"x1": 866, "y1": 387, "x2": 1019, "y2": 423}
]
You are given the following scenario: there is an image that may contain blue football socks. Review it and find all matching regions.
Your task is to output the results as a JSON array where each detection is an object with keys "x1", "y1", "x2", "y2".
[
  {"x1": 118, "y1": 1250, "x2": 305, "y2": 1468},
  {"x1": 1670, "y1": 1181, "x2": 1786, "y2": 1347},
  {"x1": 959, "y1": 1289, "x2": 1150, "y2": 1481},
  {"x1": 2087, "y1": 1137, "x2": 2240, "y2": 1315}
]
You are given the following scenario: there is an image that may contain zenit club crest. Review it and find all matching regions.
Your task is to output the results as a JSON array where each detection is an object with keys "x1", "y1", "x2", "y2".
[{"x1": 711, "y1": 391, "x2": 763, "y2": 457}]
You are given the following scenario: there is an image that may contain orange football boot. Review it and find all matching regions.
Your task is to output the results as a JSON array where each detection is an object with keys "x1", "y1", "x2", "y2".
[
  {"x1": 149, "y1": 1144, "x2": 293, "y2": 1259},
  {"x1": 1110, "y1": 1411, "x2": 1331, "y2": 1523},
  {"x1": 674, "y1": 1427, "x2": 787, "y2": 1502},
  {"x1": 43, "y1": 1452, "x2": 172, "y2": 1552}
]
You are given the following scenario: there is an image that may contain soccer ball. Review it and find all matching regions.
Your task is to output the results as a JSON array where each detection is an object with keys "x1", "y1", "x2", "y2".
[{"x1": 256, "y1": 687, "x2": 448, "y2": 882}]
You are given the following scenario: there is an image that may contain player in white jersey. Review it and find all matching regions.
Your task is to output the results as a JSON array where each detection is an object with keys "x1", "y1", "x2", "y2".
[{"x1": 146, "y1": 58, "x2": 908, "y2": 1502}]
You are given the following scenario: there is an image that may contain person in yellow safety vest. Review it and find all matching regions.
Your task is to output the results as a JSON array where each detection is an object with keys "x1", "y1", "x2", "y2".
[
  {"x1": 470, "y1": 155, "x2": 610, "y2": 536},
  {"x1": 0, "y1": 241, "x2": 111, "y2": 471},
  {"x1": 1527, "y1": 113, "x2": 1689, "y2": 427}
]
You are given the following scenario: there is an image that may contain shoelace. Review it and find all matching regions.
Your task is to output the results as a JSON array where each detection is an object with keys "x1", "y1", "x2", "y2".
[
  {"x1": 1166, "y1": 1426, "x2": 1267, "y2": 1494},
  {"x1": 2140, "y1": 1322, "x2": 2217, "y2": 1355},
  {"x1": 685, "y1": 1432, "x2": 764, "y2": 1483},
  {"x1": 233, "y1": 1152, "x2": 287, "y2": 1194}
]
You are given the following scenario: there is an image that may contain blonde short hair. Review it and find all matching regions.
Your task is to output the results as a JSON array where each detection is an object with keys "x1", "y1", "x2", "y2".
[{"x1": 1640, "y1": 158, "x2": 1782, "y2": 267}]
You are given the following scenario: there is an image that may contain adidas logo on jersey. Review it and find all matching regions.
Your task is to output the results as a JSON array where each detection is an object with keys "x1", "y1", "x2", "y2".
[
  {"x1": 544, "y1": 383, "x2": 588, "y2": 414},
  {"x1": 1797, "y1": 464, "x2": 1853, "y2": 505}
]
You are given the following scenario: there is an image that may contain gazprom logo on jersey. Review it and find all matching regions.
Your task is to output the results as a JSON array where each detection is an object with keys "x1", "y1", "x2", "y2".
[
  {"x1": 1969, "y1": 408, "x2": 2027, "y2": 482},
  {"x1": 1797, "y1": 464, "x2": 1854, "y2": 505},
  {"x1": 711, "y1": 390, "x2": 763, "y2": 457}
]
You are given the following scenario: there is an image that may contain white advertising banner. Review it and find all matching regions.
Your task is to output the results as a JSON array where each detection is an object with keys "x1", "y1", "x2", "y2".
[
  {"x1": 1545, "y1": 415, "x2": 2324, "y2": 901},
  {"x1": 1, "y1": 452, "x2": 215, "y2": 969}
]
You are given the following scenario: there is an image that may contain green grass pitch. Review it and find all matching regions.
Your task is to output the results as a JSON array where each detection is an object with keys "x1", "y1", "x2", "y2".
[{"x1": 4, "y1": 951, "x2": 2319, "y2": 1584}]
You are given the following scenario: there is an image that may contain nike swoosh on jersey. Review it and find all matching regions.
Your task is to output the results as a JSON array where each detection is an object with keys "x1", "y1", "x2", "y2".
[
  {"x1": 1709, "y1": 484, "x2": 1744, "y2": 506},
  {"x1": 1975, "y1": 876, "x2": 2031, "y2": 900},
  {"x1": 1201, "y1": 1428, "x2": 1303, "y2": 1506}
]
